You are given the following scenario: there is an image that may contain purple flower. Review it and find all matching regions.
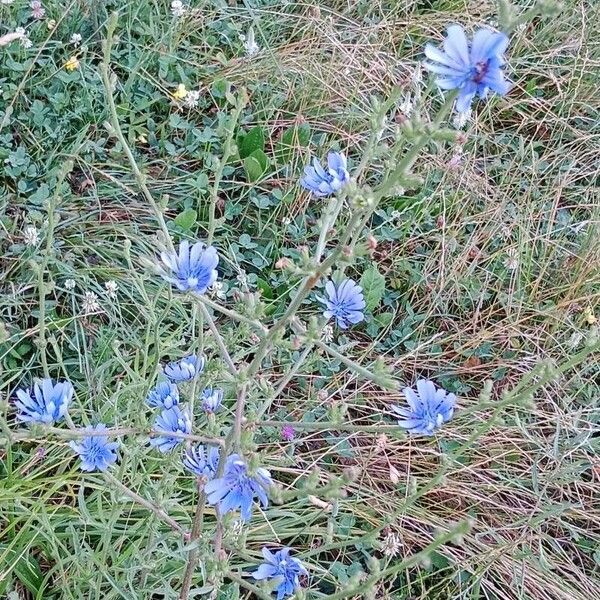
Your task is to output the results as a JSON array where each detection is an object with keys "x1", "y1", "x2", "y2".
[
  {"x1": 391, "y1": 379, "x2": 456, "y2": 436},
  {"x1": 281, "y1": 425, "x2": 295, "y2": 442},
  {"x1": 146, "y1": 381, "x2": 179, "y2": 409},
  {"x1": 252, "y1": 547, "x2": 308, "y2": 600},
  {"x1": 300, "y1": 152, "x2": 349, "y2": 197},
  {"x1": 150, "y1": 405, "x2": 192, "y2": 452},
  {"x1": 318, "y1": 278, "x2": 365, "y2": 329},
  {"x1": 205, "y1": 453, "x2": 272, "y2": 521},
  {"x1": 164, "y1": 354, "x2": 204, "y2": 382},
  {"x1": 201, "y1": 387, "x2": 223, "y2": 413},
  {"x1": 30, "y1": 0, "x2": 45, "y2": 19},
  {"x1": 424, "y1": 25, "x2": 511, "y2": 113},
  {"x1": 160, "y1": 240, "x2": 219, "y2": 294},
  {"x1": 14, "y1": 378, "x2": 73, "y2": 424},
  {"x1": 69, "y1": 424, "x2": 119, "y2": 472},
  {"x1": 182, "y1": 444, "x2": 220, "y2": 480}
]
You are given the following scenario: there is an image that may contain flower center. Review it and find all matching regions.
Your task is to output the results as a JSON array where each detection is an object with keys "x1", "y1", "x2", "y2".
[{"x1": 472, "y1": 60, "x2": 489, "y2": 83}]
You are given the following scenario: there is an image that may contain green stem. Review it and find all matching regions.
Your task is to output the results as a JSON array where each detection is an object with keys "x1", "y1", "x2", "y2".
[
  {"x1": 37, "y1": 162, "x2": 72, "y2": 377},
  {"x1": 198, "y1": 303, "x2": 238, "y2": 376},
  {"x1": 314, "y1": 339, "x2": 396, "y2": 389},
  {"x1": 207, "y1": 93, "x2": 246, "y2": 245},
  {"x1": 100, "y1": 13, "x2": 173, "y2": 253},
  {"x1": 178, "y1": 484, "x2": 206, "y2": 600},
  {"x1": 103, "y1": 471, "x2": 185, "y2": 535}
]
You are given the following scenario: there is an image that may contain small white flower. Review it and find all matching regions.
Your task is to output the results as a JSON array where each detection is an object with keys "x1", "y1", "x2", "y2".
[
  {"x1": 104, "y1": 280, "x2": 118, "y2": 298},
  {"x1": 381, "y1": 531, "x2": 402, "y2": 557},
  {"x1": 184, "y1": 89, "x2": 201, "y2": 108},
  {"x1": 236, "y1": 271, "x2": 248, "y2": 286},
  {"x1": 210, "y1": 280, "x2": 226, "y2": 300},
  {"x1": 46, "y1": 19, "x2": 56, "y2": 30},
  {"x1": 240, "y1": 27, "x2": 259, "y2": 56},
  {"x1": 568, "y1": 331, "x2": 583, "y2": 349},
  {"x1": 14, "y1": 27, "x2": 33, "y2": 49},
  {"x1": 399, "y1": 94, "x2": 413, "y2": 116},
  {"x1": 170, "y1": 0, "x2": 185, "y2": 17},
  {"x1": 281, "y1": 217, "x2": 291, "y2": 226},
  {"x1": 504, "y1": 248, "x2": 519, "y2": 270},
  {"x1": 64, "y1": 279, "x2": 76, "y2": 290},
  {"x1": 70, "y1": 33, "x2": 82, "y2": 46},
  {"x1": 452, "y1": 109, "x2": 472, "y2": 129},
  {"x1": 321, "y1": 324, "x2": 334, "y2": 343},
  {"x1": 1, "y1": 0, "x2": 15, "y2": 4},
  {"x1": 23, "y1": 225, "x2": 40, "y2": 246},
  {"x1": 81, "y1": 291, "x2": 101, "y2": 314},
  {"x1": 390, "y1": 210, "x2": 402, "y2": 222}
]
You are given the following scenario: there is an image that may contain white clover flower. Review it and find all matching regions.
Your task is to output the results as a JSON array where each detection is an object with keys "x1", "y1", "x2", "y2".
[
  {"x1": 64, "y1": 279, "x2": 76, "y2": 290},
  {"x1": 240, "y1": 28, "x2": 259, "y2": 56},
  {"x1": 104, "y1": 280, "x2": 118, "y2": 298},
  {"x1": 14, "y1": 27, "x2": 33, "y2": 49},
  {"x1": 1, "y1": 0, "x2": 15, "y2": 5},
  {"x1": 23, "y1": 225, "x2": 40, "y2": 246},
  {"x1": 321, "y1": 324, "x2": 334, "y2": 343},
  {"x1": 184, "y1": 89, "x2": 201, "y2": 108},
  {"x1": 504, "y1": 248, "x2": 519, "y2": 270},
  {"x1": 399, "y1": 94, "x2": 413, "y2": 117},
  {"x1": 210, "y1": 280, "x2": 226, "y2": 300},
  {"x1": 81, "y1": 291, "x2": 101, "y2": 314},
  {"x1": 380, "y1": 531, "x2": 402, "y2": 557},
  {"x1": 452, "y1": 109, "x2": 472, "y2": 129},
  {"x1": 70, "y1": 33, "x2": 82, "y2": 46},
  {"x1": 170, "y1": 0, "x2": 185, "y2": 17}
]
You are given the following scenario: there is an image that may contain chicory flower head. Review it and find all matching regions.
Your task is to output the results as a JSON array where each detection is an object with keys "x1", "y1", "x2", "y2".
[
  {"x1": 160, "y1": 240, "x2": 219, "y2": 294},
  {"x1": 300, "y1": 151, "x2": 349, "y2": 197},
  {"x1": 201, "y1": 387, "x2": 223, "y2": 413},
  {"x1": 205, "y1": 453, "x2": 272, "y2": 521},
  {"x1": 183, "y1": 444, "x2": 220, "y2": 480},
  {"x1": 146, "y1": 381, "x2": 179, "y2": 409},
  {"x1": 318, "y1": 278, "x2": 365, "y2": 329},
  {"x1": 252, "y1": 547, "x2": 308, "y2": 600},
  {"x1": 164, "y1": 354, "x2": 204, "y2": 382},
  {"x1": 391, "y1": 379, "x2": 456, "y2": 436},
  {"x1": 14, "y1": 378, "x2": 74, "y2": 424},
  {"x1": 150, "y1": 405, "x2": 192, "y2": 452},
  {"x1": 69, "y1": 424, "x2": 119, "y2": 472},
  {"x1": 424, "y1": 24, "x2": 511, "y2": 113}
]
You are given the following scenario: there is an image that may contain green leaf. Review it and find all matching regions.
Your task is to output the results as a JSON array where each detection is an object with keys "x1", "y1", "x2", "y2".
[
  {"x1": 174, "y1": 208, "x2": 197, "y2": 230},
  {"x1": 243, "y1": 149, "x2": 269, "y2": 182},
  {"x1": 239, "y1": 126, "x2": 266, "y2": 159},
  {"x1": 360, "y1": 265, "x2": 385, "y2": 311},
  {"x1": 0, "y1": 545, "x2": 44, "y2": 595}
]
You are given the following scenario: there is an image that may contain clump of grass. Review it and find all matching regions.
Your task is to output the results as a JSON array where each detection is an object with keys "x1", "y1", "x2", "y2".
[{"x1": 1, "y1": 0, "x2": 598, "y2": 599}]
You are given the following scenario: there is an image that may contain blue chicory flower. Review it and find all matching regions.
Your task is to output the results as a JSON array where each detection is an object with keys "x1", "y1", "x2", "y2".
[
  {"x1": 150, "y1": 405, "x2": 192, "y2": 452},
  {"x1": 252, "y1": 547, "x2": 308, "y2": 600},
  {"x1": 391, "y1": 379, "x2": 456, "y2": 436},
  {"x1": 160, "y1": 240, "x2": 219, "y2": 294},
  {"x1": 201, "y1": 387, "x2": 223, "y2": 413},
  {"x1": 69, "y1": 424, "x2": 119, "y2": 472},
  {"x1": 424, "y1": 24, "x2": 511, "y2": 113},
  {"x1": 146, "y1": 381, "x2": 180, "y2": 409},
  {"x1": 183, "y1": 444, "x2": 220, "y2": 479},
  {"x1": 164, "y1": 354, "x2": 205, "y2": 382},
  {"x1": 205, "y1": 453, "x2": 272, "y2": 521},
  {"x1": 318, "y1": 278, "x2": 365, "y2": 329},
  {"x1": 14, "y1": 378, "x2": 74, "y2": 424},
  {"x1": 300, "y1": 152, "x2": 349, "y2": 197}
]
